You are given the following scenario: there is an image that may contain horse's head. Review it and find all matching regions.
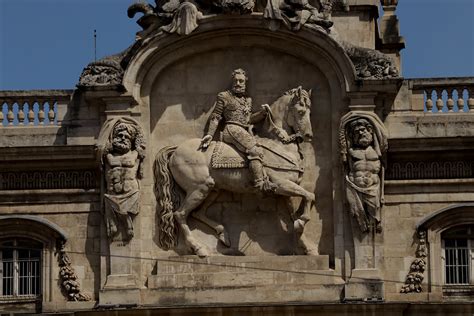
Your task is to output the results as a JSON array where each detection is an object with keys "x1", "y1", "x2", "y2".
[{"x1": 285, "y1": 86, "x2": 313, "y2": 142}]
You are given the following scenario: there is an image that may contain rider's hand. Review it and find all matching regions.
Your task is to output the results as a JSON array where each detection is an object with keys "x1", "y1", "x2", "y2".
[
  {"x1": 200, "y1": 135, "x2": 212, "y2": 150},
  {"x1": 261, "y1": 104, "x2": 271, "y2": 114}
]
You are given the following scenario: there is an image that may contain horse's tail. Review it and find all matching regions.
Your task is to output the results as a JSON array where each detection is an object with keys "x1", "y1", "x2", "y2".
[{"x1": 154, "y1": 145, "x2": 181, "y2": 250}]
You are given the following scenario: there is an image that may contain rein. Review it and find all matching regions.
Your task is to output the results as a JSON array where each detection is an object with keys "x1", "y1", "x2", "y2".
[{"x1": 266, "y1": 97, "x2": 302, "y2": 144}]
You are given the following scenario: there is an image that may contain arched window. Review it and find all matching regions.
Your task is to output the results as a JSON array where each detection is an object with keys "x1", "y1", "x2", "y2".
[
  {"x1": 416, "y1": 204, "x2": 474, "y2": 299},
  {"x1": 0, "y1": 238, "x2": 42, "y2": 298},
  {"x1": 0, "y1": 215, "x2": 68, "y2": 311},
  {"x1": 442, "y1": 225, "x2": 474, "y2": 285}
]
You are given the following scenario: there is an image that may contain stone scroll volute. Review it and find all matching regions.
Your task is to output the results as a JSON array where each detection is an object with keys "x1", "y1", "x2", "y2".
[{"x1": 97, "y1": 117, "x2": 146, "y2": 243}]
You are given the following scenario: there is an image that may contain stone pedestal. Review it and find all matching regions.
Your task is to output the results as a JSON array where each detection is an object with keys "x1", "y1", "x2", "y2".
[
  {"x1": 344, "y1": 269, "x2": 384, "y2": 302},
  {"x1": 99, "y1": 241, "x2": 140, "y2": 307},
  {"x1": 143, "y1": 255, "x2": 343, "y2": 306}
]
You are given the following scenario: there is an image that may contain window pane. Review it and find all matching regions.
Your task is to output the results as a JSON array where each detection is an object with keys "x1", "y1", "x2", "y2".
[
  {"x1": 445, "y1": 238, "x2": 470, "y2": 284},
  {"x1": 0, "y1": 239, "x2": 42, "y2": 298},
  {"x1": 445, "y1": 239, "x2": 456, "y2": 247},
  {"x1": 1, "y1": 249, "x2": 13, "y2": 260},
  {"x1": 2, "y1": 260, "x2": 13, "y2": 296}
]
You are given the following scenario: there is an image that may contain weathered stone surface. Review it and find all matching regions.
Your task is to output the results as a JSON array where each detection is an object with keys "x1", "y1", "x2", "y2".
[{"x1": 1, "y1": 1, "x2": 474, "y2": 314}]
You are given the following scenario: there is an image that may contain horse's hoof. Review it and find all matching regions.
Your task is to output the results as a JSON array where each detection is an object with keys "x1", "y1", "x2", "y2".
[
  {"x1": 218, "y1": 232, "x2": 231, "y2": 247},
  {"x1": 195, "y1": 246, "x2": 209, "y2": 258},
  {"x1": 294, "y1": 219, "x2": 306, "y2": 233},
  {"x1": 306, "y1": 248, "x2": 319, "y2": 256}
]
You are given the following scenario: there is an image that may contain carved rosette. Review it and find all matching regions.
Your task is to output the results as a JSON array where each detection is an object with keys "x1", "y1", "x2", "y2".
[
  {"x1": 401, "y1": 230, "x2": 428, "y2": 293},
  {"x1": 56, "y1": 240, "x2": 91, "y2": 301}
]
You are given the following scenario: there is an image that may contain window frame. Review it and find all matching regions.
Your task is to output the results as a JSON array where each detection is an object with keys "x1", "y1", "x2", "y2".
[
  {"x1": 0, "y1": 238, "x2": 42, "y2": 299},
  {"x1": 442, "y1": 237, "x2": 474, "y2": 286}
]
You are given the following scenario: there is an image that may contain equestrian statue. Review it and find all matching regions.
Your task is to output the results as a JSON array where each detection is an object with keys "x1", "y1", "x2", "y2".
[{"x1": 154, "y1": 68, "x2": 317, "y2": 257}]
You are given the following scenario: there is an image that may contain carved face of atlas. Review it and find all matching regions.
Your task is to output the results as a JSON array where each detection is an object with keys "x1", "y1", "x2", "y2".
[
  {"x1": 112, "y1": 125, "x2": 133, "y2": 153},
  {"x1": 351, "y1": 119, "x2": 373, "y2": 148},
  {"x1": 288, "y1": 88, "x2": 313, "y2": 141}
]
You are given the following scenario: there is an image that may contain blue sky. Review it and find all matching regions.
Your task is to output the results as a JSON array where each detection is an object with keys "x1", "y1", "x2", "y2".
[{"x1": 0, "y1": 0, "x2": 473, "y2": 90}]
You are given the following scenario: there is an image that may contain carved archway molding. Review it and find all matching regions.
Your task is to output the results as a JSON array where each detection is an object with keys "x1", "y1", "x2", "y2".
[
  {"x1": 122, "y1": 15, "x2": 358, "y2": 100},
  {"x1": 0, "y1": 215, "x2": 68, "y2": 241},
  {"x1": 417, "y1": 203, "x2": 474, "y2": 235}
]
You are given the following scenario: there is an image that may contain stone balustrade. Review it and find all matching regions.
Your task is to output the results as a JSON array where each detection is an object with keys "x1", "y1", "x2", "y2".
[
  {"x1": 0, "y1": 90, "x2": 73, "y2": 126},
  {"x1": 410, "y1": 77, "x2": 474, "y2": 113}
]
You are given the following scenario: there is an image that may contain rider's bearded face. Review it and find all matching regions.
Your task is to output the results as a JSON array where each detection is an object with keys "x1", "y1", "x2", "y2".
[{"x1": 232, "y1": 74, "x2": 246, "y2": 95}]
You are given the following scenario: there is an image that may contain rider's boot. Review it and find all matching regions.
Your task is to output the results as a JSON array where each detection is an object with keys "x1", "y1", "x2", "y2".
[{"x1": 249, "y1": 159, "x2": 277, "y2": 194}]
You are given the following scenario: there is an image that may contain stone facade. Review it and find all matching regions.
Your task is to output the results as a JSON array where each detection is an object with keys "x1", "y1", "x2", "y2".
[{"x1": 0, "y1": 1, "x2": 473, "y2": 315}]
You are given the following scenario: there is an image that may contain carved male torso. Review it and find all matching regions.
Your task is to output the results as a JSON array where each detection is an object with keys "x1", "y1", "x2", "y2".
[
  {"x1": 348, "y1": 146, "x2": 381, "y2": 189},
  {"x1": 106, "y1": 150, "x2": 140, "y2": 194}
]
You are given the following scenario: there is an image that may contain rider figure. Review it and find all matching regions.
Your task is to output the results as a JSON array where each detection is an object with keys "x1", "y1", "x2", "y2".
[{"x1": 200, "y1": 68, "x2": 277, "y2": 193}]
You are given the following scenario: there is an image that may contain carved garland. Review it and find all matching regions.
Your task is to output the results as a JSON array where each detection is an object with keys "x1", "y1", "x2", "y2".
[
  {"x1": 400, "y1": 230, "x2": 428, "y2": 293},
  {"x1": 56, "y1": 239, "x2": 91, "y2": 301}
]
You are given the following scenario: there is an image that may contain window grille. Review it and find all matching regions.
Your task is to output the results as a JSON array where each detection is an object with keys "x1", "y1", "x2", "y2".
[
  {"x1": 445, "y1": 239, "x2": 470, "y2": 284},
  {"x1": 0, "y1": 239, "x2": 41, "y2": 299},
  {"x1": 442, "y1": 225, "x2": 474, "y2": 287}
]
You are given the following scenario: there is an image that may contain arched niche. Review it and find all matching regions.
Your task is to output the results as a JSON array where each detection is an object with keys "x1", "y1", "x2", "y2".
[{"x1": 123, "y1": 16, "x2": 357, "y2": 258}]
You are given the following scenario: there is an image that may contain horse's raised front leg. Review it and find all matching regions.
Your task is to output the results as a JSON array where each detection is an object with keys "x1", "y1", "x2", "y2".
[
  {"x1": 174, "y1": 180, "x2": 213, "y2": 257},
  {"x1": 191, "y1": 190, "x2": 230, "y2": 247}
]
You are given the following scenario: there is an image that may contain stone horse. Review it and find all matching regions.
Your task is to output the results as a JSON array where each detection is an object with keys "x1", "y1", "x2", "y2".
[{"x1": 154, "y1": 87, "x2": 316, "y2": 257}]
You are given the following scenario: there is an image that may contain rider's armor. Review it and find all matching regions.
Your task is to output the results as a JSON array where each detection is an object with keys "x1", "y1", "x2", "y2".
[{"x1": 205, "y1": 90, "x2": 276, "y2": 193}]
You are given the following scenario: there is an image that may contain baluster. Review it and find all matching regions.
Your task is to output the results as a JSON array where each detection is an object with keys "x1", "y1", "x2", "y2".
[
  {"x1": 17, "y1": 101, "x2": 25, "y2": 125},
  {"x1": 0, "y1": 102, "x2": 4, "y2": 125},
  {"x1": 446, "y1": 88, "x2": 454, "y2": 112},
  {"x1": 6, "y1": 101, "x2": 14, "y2": 126},
  {"x1": 48, "y1": 101, "x2": 55, "y2": 125},
  {"x1": 468, "y1": 88, "x2": 474, "y2": 111},
  {"x1": 38, "y1": 101, "x2": 45, "y2": 125},
  {"x1": 457, "y1": 88, "x2": 465, "y2": 112},
  {"x1": 28, "y1": 102, "x2": 35, "y2": 125},
  {"x1": 425, "y1": 89, "x2": 433, "y2": 112},
  {"x1": 435, "y1": 89, "x2": 444, "y2": 112}
]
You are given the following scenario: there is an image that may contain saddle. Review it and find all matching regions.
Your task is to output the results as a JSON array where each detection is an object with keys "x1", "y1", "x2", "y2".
[
  {"x1": 210, "y1": 140, "x2": 303, "y2": 172},
  {"x1": 211, "y1": 141, "x2": 247, "y2": 169}
]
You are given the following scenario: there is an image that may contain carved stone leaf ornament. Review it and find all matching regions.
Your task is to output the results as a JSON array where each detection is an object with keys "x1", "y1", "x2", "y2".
[
  {"x1": 341, "y1": 42, "x2": 399, "y2": 79},
  {"x1": 56, "y1": 240, "x2": 91, "y2": 301},
  {"x1": 401, "y1": 230, "x2": 428, "y2": 293},
  {"x1": 78, "y1": 55, "x2": 124, "y2": 87}
]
